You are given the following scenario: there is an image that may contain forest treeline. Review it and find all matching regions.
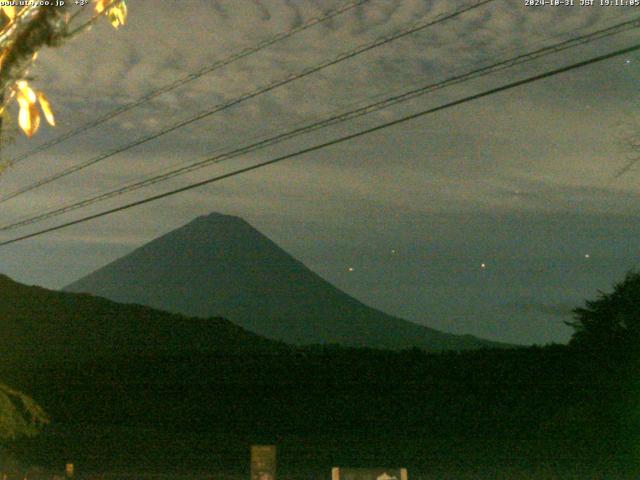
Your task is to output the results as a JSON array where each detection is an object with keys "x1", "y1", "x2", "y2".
[
  {"x1": 1, "y1": 272, "x2": 639, "y2": 477},
  {"x1": 1, "y1": 343, "x2": 636, "y2": 476}
]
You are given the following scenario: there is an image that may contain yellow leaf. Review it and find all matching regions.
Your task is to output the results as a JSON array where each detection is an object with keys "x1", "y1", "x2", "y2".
[
  {"x1": 108, "y1": 1, "x2": 127, "y2": 29},
  {"x1": 94, "y1": 0, "x2": 108, "y2": 14},
  {"x1": 18, "y1": 101, "x2": 40, "y2": 138},
  {"x1": 37, "y1": 92, "x2": 55, "y2": 126},
  {"x1": 1, "y1": 6, "x2": 16, "y2": 21},
  {"x1": 15, "y1": 80, "x2": 36, "y2": 105},
  {"x1": 0, "y1": 49, "x2": 8, "y2": 71}
]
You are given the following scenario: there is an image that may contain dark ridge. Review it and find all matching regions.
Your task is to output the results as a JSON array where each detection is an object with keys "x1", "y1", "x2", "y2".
[{"x1": 0, "y1": 272, "x2": 285, "y2": 368}]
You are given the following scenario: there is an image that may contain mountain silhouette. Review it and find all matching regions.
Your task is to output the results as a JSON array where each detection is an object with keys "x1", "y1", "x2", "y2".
[
  {"x1": 65, "y1": 213, "x2": 503, "y2": 350},
  {"x1": 0, "y1": 272, "x2": 282, "y2": 367}
]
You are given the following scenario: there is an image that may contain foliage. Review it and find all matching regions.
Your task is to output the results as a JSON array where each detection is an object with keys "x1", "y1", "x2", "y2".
[
  {"x1": 567, "y1": 270, "x2": 640, "y2": 349},
  {"x1": 0, "y1": 2, "x2": 126, "y2": 450},
  {"x1": 0, "y1": 272, "x2": 633, "y2": 474},
  {"x1": 0, "y1": 383, "x2": 48, "y2": 442},
  {"x1": 0, "y1": 1, "x2": 127, "y2": 139},
  {"x1": 11, "y1": 344, "x2": 633, "y2": 476}
]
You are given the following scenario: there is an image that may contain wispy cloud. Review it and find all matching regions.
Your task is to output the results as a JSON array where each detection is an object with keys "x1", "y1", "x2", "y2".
[{"x1": 0, "y1": 0, "x2": 636, "y2": 343}]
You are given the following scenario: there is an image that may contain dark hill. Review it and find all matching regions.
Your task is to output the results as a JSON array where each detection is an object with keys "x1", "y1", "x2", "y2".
[
  {"x1": 0, "y1": 277, "x2": 631, "y2": 477},
  {"x1": 65, "y1": 213, "x2": 503, "y2": 351},
  {"x1": 0, "y1": 273, "x2": 283, "y2": 366}
]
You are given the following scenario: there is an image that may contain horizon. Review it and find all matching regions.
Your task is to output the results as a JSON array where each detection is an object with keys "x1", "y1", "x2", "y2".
[
  {"x1": 0, "y1": 1, "x2": 638, "y2": 345},
  {"x1": 40, "y1": 208, "x2": 632, "y2": 346}
]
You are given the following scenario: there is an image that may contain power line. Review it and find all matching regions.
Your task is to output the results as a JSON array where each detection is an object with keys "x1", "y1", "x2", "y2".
[
  {"x1": 1, "y1": 41, "x2": 637, "y2": 247},
  {"x1": 613, "y1": 136, "x2": 640, "y2": 178},
  {"x1": 2, "y1": 15, "x2": 638, "y2": 233},
  {"x1": 7, "y1": 0, "x2": 373, "y2": 166},
  {"x1": 0, "y1": 0, "x2": 495, "y2": 205}
]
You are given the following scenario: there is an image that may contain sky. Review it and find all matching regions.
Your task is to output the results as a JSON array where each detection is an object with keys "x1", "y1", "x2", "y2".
[{"x1": 0, "y1": 0, "x2": 639, "y2": 345}]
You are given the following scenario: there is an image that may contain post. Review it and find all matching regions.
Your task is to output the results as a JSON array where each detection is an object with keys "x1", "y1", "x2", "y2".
[{"x1": 250, "y1": 445, "x2": 276, "y2": 480}]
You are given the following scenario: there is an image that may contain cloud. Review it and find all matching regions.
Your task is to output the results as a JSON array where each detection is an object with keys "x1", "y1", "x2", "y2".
[
  {"x1": 0, "y1": 0, "x2": 636, "y2": 344},
  {"x1": 506, "y1": 302, "x2": 576, "y2": 318}
]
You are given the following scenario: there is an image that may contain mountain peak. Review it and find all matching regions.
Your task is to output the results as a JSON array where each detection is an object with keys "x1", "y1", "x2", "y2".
[
  {"x1": 179, "y1": 212, "x2": 254, "y2": 236},
  {"x1": 65, "y1": 212, "x2": 504, "y2": 351},
  {"x1": 193, "y1": 212, "x2": 245, "y2": 224}
]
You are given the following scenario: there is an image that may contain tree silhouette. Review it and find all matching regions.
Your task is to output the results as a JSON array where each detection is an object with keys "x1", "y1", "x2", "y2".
[
  {"x1": 0, "y1": 0, "x2": 126, "y2": 449},
  {"x1": 0, "y1": 383, "x2": 48, "y2": 442},
  {"x1": 0, "y1": 2, "x2": 127, "y2": 143},
  {"x1": 567, "y1": 271, "x2": 640, "y2": 349}
]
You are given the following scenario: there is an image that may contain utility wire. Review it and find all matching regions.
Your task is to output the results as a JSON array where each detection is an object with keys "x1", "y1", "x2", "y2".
[
  {"x1": 0, "y1": 0, "x2": 495, "y2": 204},
  {"x1": 2, "y1": 17, "x2": 639, "y2": 232},
  {"x1": 7, "y1": 0, "x2": 373, "y2": 166},
  {"x1": 1, "y1": 41, "x2": 638, "y2": 247},
  {"x1": 613, "y1": 134, "x2": 640, "y2": 177},
  {"x1": 0, "y1": 17, "x2": 640, "y2": 231}
]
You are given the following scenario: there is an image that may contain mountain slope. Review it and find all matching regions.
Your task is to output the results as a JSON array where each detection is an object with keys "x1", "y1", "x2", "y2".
[
  {"x1": 65, "y1": 213, "x2": 502, "y2": 350},
  {"x1": 0, "y1": 273, "x2": 283, "y2": 366}
]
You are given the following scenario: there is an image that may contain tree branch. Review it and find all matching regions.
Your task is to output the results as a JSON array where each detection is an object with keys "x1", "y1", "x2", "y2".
[{"x1": 0, "y1": 6, "x2": 69, "y2": 93}]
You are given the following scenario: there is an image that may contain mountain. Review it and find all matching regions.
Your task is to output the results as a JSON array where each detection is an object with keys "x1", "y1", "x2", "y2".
[
  {"x1": 0, "y1": 273, "x2": 283, "y2": 367},
  {"x1": 65, "y1": 212, "x2": 503, "y2": 350}
]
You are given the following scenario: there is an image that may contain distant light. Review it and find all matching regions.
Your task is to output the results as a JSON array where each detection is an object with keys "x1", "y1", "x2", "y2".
[
  {"x1": 625, "y1": 59, "x2": 632, "y2": 65},
  {"x1": 480, "y1": 263, "x2": 486, "y2": 269},
  {"x1": 391, "y1": 249, "x2": 397, "y2": 254},
  {"x1": 348, "y1": 267, "x2": 354, "y2": 272},
  {"x1": 584, "y1": 254, "x2": 590, "y2": 259}
]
